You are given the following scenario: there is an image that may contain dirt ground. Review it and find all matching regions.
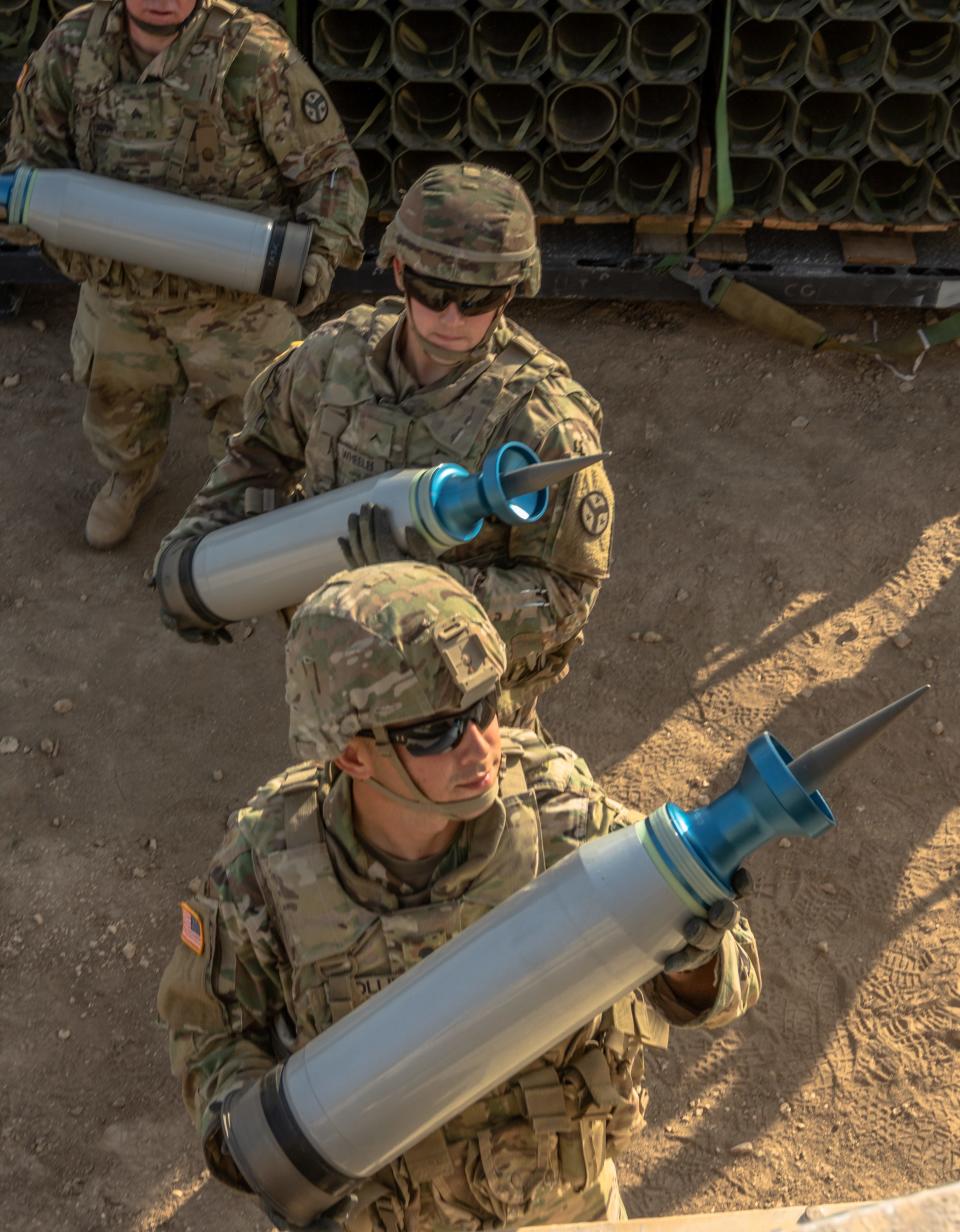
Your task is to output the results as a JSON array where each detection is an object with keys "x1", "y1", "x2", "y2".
[{"x1": 1, "y1": 284, "x2": 958, "y2": 1232}]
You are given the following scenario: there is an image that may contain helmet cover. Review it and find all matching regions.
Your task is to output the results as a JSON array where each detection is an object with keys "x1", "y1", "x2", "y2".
[
  {"x1": 286, "y1": 562, "x2": 507, "y2": 762},
  {"x1": 377, "y1": 162, "x2": 541, "y2": 296}
]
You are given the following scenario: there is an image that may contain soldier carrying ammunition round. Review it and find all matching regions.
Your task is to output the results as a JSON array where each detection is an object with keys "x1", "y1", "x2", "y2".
[
  {"x1": 156, "y1": 162, "x2": 614, "y2": 727},
  {"x1": 158, "y1": 561, "x2": 761, "y2": 1232},
  {"x1": 1, "y1": 0, "x2": 368, "y2": 549}
]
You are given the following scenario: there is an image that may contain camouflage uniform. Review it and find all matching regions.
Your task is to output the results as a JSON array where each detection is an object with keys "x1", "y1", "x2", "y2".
[
  {"x1": 158, "y1": 563, "x2": 762, "y2": 1232},
  {"x1": 3, "y1": 0, "x2": 367, "y2": 476},
  {"x1": 158, "y1": 165, "x2": 614, "y2": 722}
]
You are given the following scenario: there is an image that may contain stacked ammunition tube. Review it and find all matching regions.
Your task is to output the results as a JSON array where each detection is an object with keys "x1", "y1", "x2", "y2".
[
  {"x1": 4, "y1": 0, "x2": 960, "y2": 229},
  {"x1": 314, "y1": 0, "x2": 713, "y2": 216},
  {"x1": 0, "y1": 0, "x2": 44, "y2": 66},
  {"x1": 311, "y1": 0, "x2": 960, "y2": 225},
  {"x1": 721, "y1": 0, "x2": 960, "y2": 223}
]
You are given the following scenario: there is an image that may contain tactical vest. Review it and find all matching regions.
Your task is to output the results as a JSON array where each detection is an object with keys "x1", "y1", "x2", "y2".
[
  {"x1": 304, "y1": 300, "x2": 569, "y2": 504},
  {"x1": 63, "y1": 0, "x2": 285, "y2": 299},
  {"x1": 305, "y1": 297, "x2": 582, "y2": 574},
  {"x1": 252, "y1": 749, "x2": 664, "y2": 1205}
]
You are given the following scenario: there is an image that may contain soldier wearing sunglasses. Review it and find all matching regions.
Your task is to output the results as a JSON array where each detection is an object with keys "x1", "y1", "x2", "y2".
[
  {"x1": 156, "y1": 162, "x2": 614, "y2": 727},
  {"x1": 159, "y1": 562, "x2": 760, "y2": 1232}
]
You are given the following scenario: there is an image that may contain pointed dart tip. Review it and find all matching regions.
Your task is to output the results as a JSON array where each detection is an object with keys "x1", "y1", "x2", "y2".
[
  {"x1": 499, "y1": 451, "x2": 611, "y2": 500},
  {"x1": 787, "y1": 683, "x2": 930, "y2": 794}
]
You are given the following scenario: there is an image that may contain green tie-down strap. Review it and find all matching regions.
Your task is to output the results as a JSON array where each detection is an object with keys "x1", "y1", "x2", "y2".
[
  {"x1": 655, "y1": 0, "x2": 733, "y2": 271},
  {"x1": 706, "y1": 274, "x2": 960, "y2": 361}
]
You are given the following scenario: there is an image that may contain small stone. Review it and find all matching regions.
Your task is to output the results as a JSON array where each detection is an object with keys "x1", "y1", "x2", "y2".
[
  {"x1": 57, "y1": 1028, "x2": 71, "y2": 1041},
  {"x1": 730, "y1": 1141, "x2": 754, "y2": 1155},
  {"x1": 52, "y1": 817, "x2": 61, "y2": 828},
  {"x1": 816, "y1": 940, "x2": 830, "y2": 955},
  {"x1": 31, "y1": 319, "x2": 47, "y2": 333},
  {"x1": 778, "y1": 837, "x2": 792, "y2": 849},
  {"x1": 3, "y1": 373, "x2": 21, "y2": 388},
  {"x1": 212, "y1": 768, "x2": 224, "y2": 782},
  {"x1": 676, "y1": 587, "x2": 690, "y2": 602},
  {"x1": 821, "y1": 882, "x2": 837, "y2": 895},
  {"x1": 58, "y1": 372, "x2": 72, "y2": 384},
  {"x1": 132, "y1": 866, "x2": 147, "y2": 879},
  {"x1": 791, "y1": 415, "x2": 809, "y2": 429},
  {"x1": 122, "y1": 942, "x2": 137, "y2": 961},
  {"x1": 779, "y1": 1101, "x2": 792, "y2": 1116},
  {"x1": 696, "y1": 793, "x2": 710, "y2": 807},
  {"x1": 924, "y1": 657, "x2": 934, "y2": 670},
  {"x1": 33, "y1": 913, "x2": 44, "y2": 926},
  {"x1": 931, "y1": 720, "x2": 945, "y2": 736},
  {"x1": 188, "y1": 877, "x2": 203, "y2": 895},
  {"x1": 763, "y1": 371, "x2": 773, "y2": 380},
  {"x1": 0, "y1": 736, "x2": 19, "y2": 755},
  {"x1": 892, "y1": 632, "x2": 912, "y2": 650},
  {"x1": 79, "y1": 593, "x2": 88, "y2": 603},
  {"x1": 642, "y1": 630, "x2": 663, "y2": 644},
  {"x1": 629, "y1": 631, "x2": 642, "y2": 642},
  {"x1": 106, "y1": 923, "x2": 119, "y2": 935},
  {"x1": 147, "y1": 837, "x2": 157, "y2": 851},
  {"x1": 52, "y1": 698, "x2": 74, "y2": 715},
  {"x1": 898, "y1": 383, "x2": 913, "y2": 395}
]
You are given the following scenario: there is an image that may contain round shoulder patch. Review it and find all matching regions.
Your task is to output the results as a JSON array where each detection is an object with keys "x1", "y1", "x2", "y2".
[
  {"x1": 302, "y1": 89, "x2": 329, "y2": 125},
  {"x1": 579, "y1": 491, "x2": 610, "y2": 537}
]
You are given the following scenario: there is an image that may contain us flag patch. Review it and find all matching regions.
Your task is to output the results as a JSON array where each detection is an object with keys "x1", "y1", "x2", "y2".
[{"x1": 180, "y1": 902, "x2": 204, "y2": 955}]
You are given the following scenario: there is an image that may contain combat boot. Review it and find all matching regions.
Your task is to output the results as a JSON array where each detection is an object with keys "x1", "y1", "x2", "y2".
[{"x1": 85, "y1": 465, "x2": 160, "y2": 549}]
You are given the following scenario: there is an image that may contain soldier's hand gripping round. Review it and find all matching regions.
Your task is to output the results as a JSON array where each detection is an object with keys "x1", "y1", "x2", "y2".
[
  {"x1": 338, "y1": 503, "x2": 438, "y2": 569},
  {"x1": 159, "y1": 609, "x2": 233, "y2": 646},
  {"x1": 662, "y1": 868, "x2": 753, "y2": 974},
  {"x1": 294, "y1": 253, "x2": 335, "y2": 319}
]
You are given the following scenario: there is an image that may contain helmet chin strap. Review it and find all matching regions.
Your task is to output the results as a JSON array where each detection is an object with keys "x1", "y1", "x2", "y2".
[
  {"x1": 404, "y1": 300, "x2": 505, "y2": 370},
  {"x1": 367, "y1": 727, "x2": 502, "y2": 821}
]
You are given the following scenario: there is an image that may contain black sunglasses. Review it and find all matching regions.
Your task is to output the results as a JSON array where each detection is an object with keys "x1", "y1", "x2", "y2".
[
  {"x1": 363, "y1": 692, "x2": 499, "y2": 758},
  {"x1": 402, "y1": 268, "x2": 513, "y2": 317}
]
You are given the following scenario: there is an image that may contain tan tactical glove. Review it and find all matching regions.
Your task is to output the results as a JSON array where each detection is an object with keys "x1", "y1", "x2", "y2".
[
  {"x1": 662, "y1": 867, "x2": 752, "y2": 973},
  {"x1": 293, "y1": 252, "x2": 334, "y2": 318},
  {"x1": 0, "y1": 220, "x2": 42, "y2": 246},
  {"x1": 338, "y1": 503, "x2": 438, "y2": 569}
]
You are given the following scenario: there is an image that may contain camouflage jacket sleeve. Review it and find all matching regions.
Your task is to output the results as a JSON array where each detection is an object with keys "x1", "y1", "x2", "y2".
[
  {"x1": 643, "y1": 920, "x2": 762, "y2": 1032},
  {"x1": 156, "y1": 791, "x2": 289, "y2": 1186},
  {"x1": 442, "y1": 374, "x2": 614, "y2": 677},
  {"x1": 3, "y1": 18, "x2": 80, "y2": 172},
  {"x1": 526, "y1": 736, "x2": 761, "y2": 1033},
  {"x1": 241, "y1": 36, "x2": 367, "y2": 274},
  {"x1": 155, "y1": 328, "x2": 337, "y2": 558},
  {"x1": 1, "y1": 18, "x2": 82, "y2": 251}
]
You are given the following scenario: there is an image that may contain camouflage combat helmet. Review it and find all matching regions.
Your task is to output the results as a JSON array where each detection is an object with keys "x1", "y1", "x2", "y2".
[
  {"x1": 377, "y1": 162, "x2": 541, "y2": 296},
  {"x1": 286, "y1": 562, "x2": 507, "y2": 763}
]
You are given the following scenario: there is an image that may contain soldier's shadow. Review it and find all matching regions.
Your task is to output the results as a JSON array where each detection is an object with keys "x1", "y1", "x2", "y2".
[{"x1": 533, "y1": 302, "x2": 960, "y2": 779}]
